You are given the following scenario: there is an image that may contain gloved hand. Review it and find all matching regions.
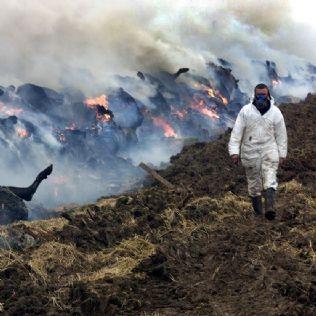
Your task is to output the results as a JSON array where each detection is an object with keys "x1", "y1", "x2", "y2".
[{"x1": 231, "y1": 154, "x2": 239, "y2": 165}]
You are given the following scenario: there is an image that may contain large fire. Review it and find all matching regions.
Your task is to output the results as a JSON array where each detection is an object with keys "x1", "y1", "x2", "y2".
[{"x1": 153, "y1": 116, "x2": 178, "y2": 138}]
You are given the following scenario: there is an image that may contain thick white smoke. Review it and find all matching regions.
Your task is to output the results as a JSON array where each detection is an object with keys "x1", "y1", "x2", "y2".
[{"x1": 0, "y1": 0, "x2": 315, "y2": 95}]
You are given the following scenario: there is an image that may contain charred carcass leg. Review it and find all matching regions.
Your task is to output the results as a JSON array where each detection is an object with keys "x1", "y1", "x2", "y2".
[{"x1": 6, "y1": 164, "x2": 53, "y2": 201}]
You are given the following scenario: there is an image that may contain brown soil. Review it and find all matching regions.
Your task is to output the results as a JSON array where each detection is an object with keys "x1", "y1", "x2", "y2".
[{"x1": 0, "y1": 94, "x2": 316, "y2": 315}]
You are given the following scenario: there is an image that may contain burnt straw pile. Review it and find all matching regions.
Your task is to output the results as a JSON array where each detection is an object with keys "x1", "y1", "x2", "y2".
[{"x1": 0, "y1": 94, "x2": 316, "y2": 315}]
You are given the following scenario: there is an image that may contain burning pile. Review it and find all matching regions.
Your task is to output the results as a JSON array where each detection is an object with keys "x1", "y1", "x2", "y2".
[{"x1": 0, "y1": 59, "x2": 315, "y2": 208}]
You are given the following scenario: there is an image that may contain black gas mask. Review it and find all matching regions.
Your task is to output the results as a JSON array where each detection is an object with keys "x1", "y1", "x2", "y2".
[
  {"x1": 255, "y1": 93, "x2": 269, "y2": 108},
  {"x1": 253, "y1": 93, "x2": 271, "y2": 114}
]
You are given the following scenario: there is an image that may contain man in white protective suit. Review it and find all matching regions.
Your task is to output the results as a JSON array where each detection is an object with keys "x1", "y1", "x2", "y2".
[{"x1": 228, "y1": 83, "x2": 287, "y2": 220}]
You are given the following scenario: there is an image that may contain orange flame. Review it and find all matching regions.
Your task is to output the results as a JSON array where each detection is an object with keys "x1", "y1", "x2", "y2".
[
  {"x1": 190, "y1": 99, "x2": 220, "y2": 120},
  {"x1": 16, "y1": 128, "x2": 29, "y2": 138},
  {"x1": 194, "y1": 83, "x2": 228, "y2": 105},
  {"x1": 216, "y1": 93, "x2": 228, "y2": 105},
  {"x1": 153, "y1": 117, "x2": 177, "y2": 138},
  {"x1": 221, "y1": 96, "x2": 228, "y2": 105},
  {"x1": 84, "y1": 94, "x2": 109, "y2": 109}
]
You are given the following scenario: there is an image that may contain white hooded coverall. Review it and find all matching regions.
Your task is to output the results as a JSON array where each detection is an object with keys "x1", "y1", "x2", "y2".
[{"x1": 228, "y1": 98, "x2": 287, "y2": 197}]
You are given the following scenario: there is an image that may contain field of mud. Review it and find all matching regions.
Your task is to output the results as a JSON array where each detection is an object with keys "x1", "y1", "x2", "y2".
[{"x1": 0, "y1": 94, "x2": 316, "y2": 315}]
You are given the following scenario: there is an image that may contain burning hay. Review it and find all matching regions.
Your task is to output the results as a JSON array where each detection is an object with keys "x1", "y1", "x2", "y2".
[
  {"x1": 0, "y1": 62, "x2": 255, "y2": 209},
  {"x1": 0, "y1": 59, "x2": 314, "y2": 211}
]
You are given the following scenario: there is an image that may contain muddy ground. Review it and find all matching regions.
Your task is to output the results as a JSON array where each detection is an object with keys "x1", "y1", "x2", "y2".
[{"x1": 0, "y1": 94, "x2": 316, "y2": 315}]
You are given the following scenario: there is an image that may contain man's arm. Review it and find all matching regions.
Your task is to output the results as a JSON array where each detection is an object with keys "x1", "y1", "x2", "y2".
[
  {"x1": 274, "y1": 111, "x2": 288, "y2": 160},
  {"x1": 228, "y1": 109, "x2": 246, "y2": 163}
]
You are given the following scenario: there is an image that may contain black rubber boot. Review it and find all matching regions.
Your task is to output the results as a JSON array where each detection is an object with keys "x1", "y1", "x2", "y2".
[
  {"x1": 264, "y1": 188, "x2": 276, "y2": 220},
  {"x1": 251, "y1": 196, "x2": 263, "y2": 216}
]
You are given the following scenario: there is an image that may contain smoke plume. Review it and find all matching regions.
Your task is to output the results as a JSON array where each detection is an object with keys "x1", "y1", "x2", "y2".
[{"x1": 0, "y1": 0, "x2": 315, "y2": 95}]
